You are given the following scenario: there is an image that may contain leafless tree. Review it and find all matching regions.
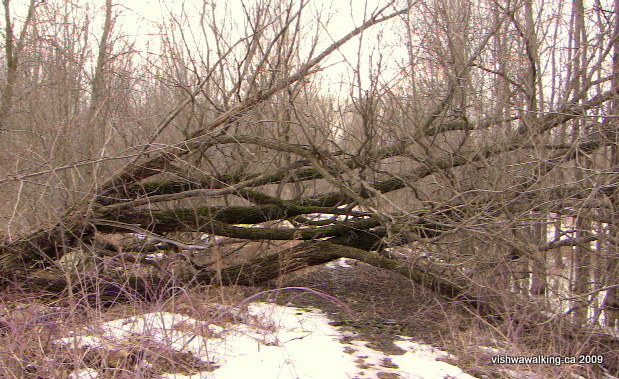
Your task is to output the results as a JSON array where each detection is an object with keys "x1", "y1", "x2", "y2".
[{"x1": 0, "y1": 0, "x2": 618, "y2": 372}]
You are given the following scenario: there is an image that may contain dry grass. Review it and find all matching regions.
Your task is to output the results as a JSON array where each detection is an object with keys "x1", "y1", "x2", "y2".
[
  {"x1": 276, "y1": 259, "x2": 616, "y2": 379},
  {"x1": 0, "y1": 275, "x2": 264, "y2": 378},
  {"x1": 0, "y1": 255, "x2": 614, "y2": 378},
  {"x1": 0, "y1": 266, "x2": 347, "y2": 378}
]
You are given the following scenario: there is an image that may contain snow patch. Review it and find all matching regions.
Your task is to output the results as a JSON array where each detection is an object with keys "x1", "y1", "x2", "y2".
[
  {"x1": 69, "y1": 368, "x2": 99, "y2": 379},
  {"x1": 326, "y1": 257, "x2": 353, "y2": 269},
  {"x1": 56, "y1": 303, "x2": 477, "y2": 378}
]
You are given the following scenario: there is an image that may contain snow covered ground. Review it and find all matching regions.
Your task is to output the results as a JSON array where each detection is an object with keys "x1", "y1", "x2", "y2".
[{"x1": 58, "y1": 302, "x2": 476, "y2": 378}]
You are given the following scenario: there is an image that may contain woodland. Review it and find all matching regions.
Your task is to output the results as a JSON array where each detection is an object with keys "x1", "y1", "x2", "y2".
[{"x1": 0, "y1": 0, "x2": 618, "y2": 375}]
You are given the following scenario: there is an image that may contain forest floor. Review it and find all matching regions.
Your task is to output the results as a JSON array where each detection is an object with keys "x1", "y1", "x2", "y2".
[
  {"x1": 0, "y1": 257, "x2": 611, "y2": 378},
  {"x1": 272, "y1": 258, "x2": 608, "y2": 379}
]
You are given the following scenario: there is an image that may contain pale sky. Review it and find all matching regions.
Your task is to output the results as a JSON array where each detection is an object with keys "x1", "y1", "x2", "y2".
[
  {"x1": 116, "y1": 0, "x2": 406, "y2": 99},
  {"x1": 3, "y1": 0, "x2": 409, "y2": 100}
]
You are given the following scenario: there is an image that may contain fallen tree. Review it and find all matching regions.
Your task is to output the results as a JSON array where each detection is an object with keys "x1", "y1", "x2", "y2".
[
  {"x1": 0, "y1": 3, "x2": 409, "y2": 277},
  {"x1": 2, "y1": 3, "x2": 619, "y2": 374}
]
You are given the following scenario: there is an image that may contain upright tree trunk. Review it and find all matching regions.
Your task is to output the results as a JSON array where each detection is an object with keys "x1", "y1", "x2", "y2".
[
  {"x1": 601, "y1": 0, "x2": 619, "y2": 327},
  {"x1": 0, "y1": 0, "x2": 36, "y2": 136},
  {"x1": 570, "y1": 0, "x2": 592, "y2": 323},
  {"x1": 530, "y1": 216, "x2": 548, "y2": 296},
  {"x1": 523, "y1": 0, "x2": 548, "y2": 297},
  {"x1": 80, "y1": 0, "x2": 113, "y2": 192}
]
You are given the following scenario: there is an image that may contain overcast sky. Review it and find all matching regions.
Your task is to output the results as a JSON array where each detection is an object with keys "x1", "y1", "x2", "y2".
[
  {"x1": 116, "y1": 0, "x2": 405, "y2": 98},
  {"x1": 3, "y1": 0, "x2": 406, "y2": 99}
]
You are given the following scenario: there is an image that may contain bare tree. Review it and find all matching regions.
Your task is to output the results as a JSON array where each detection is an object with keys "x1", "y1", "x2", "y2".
[
  {"x1": 0, "y1": 0, "x2": 36, "y2": 134},
  {"x1": 0, "y1": 0, "x2": 618, "y2": 372}
]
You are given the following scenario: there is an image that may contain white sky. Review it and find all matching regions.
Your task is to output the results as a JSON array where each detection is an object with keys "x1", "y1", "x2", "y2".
[
  {"x1": 6, "y1": 0, "x2": 616, "y2": 104},
  {"x1": 114, "y1": 0, "x2": 406, "y2": 99}
]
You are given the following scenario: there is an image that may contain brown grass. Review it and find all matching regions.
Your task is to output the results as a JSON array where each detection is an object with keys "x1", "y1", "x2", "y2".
[{"x1": 0, "y1": 251, "x2": 614, "y2": 378}]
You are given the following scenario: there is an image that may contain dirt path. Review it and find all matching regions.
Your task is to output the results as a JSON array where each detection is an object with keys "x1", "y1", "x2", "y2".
[{"x1": 271, "y1": 259, "x2": 473, "y2": 355}]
